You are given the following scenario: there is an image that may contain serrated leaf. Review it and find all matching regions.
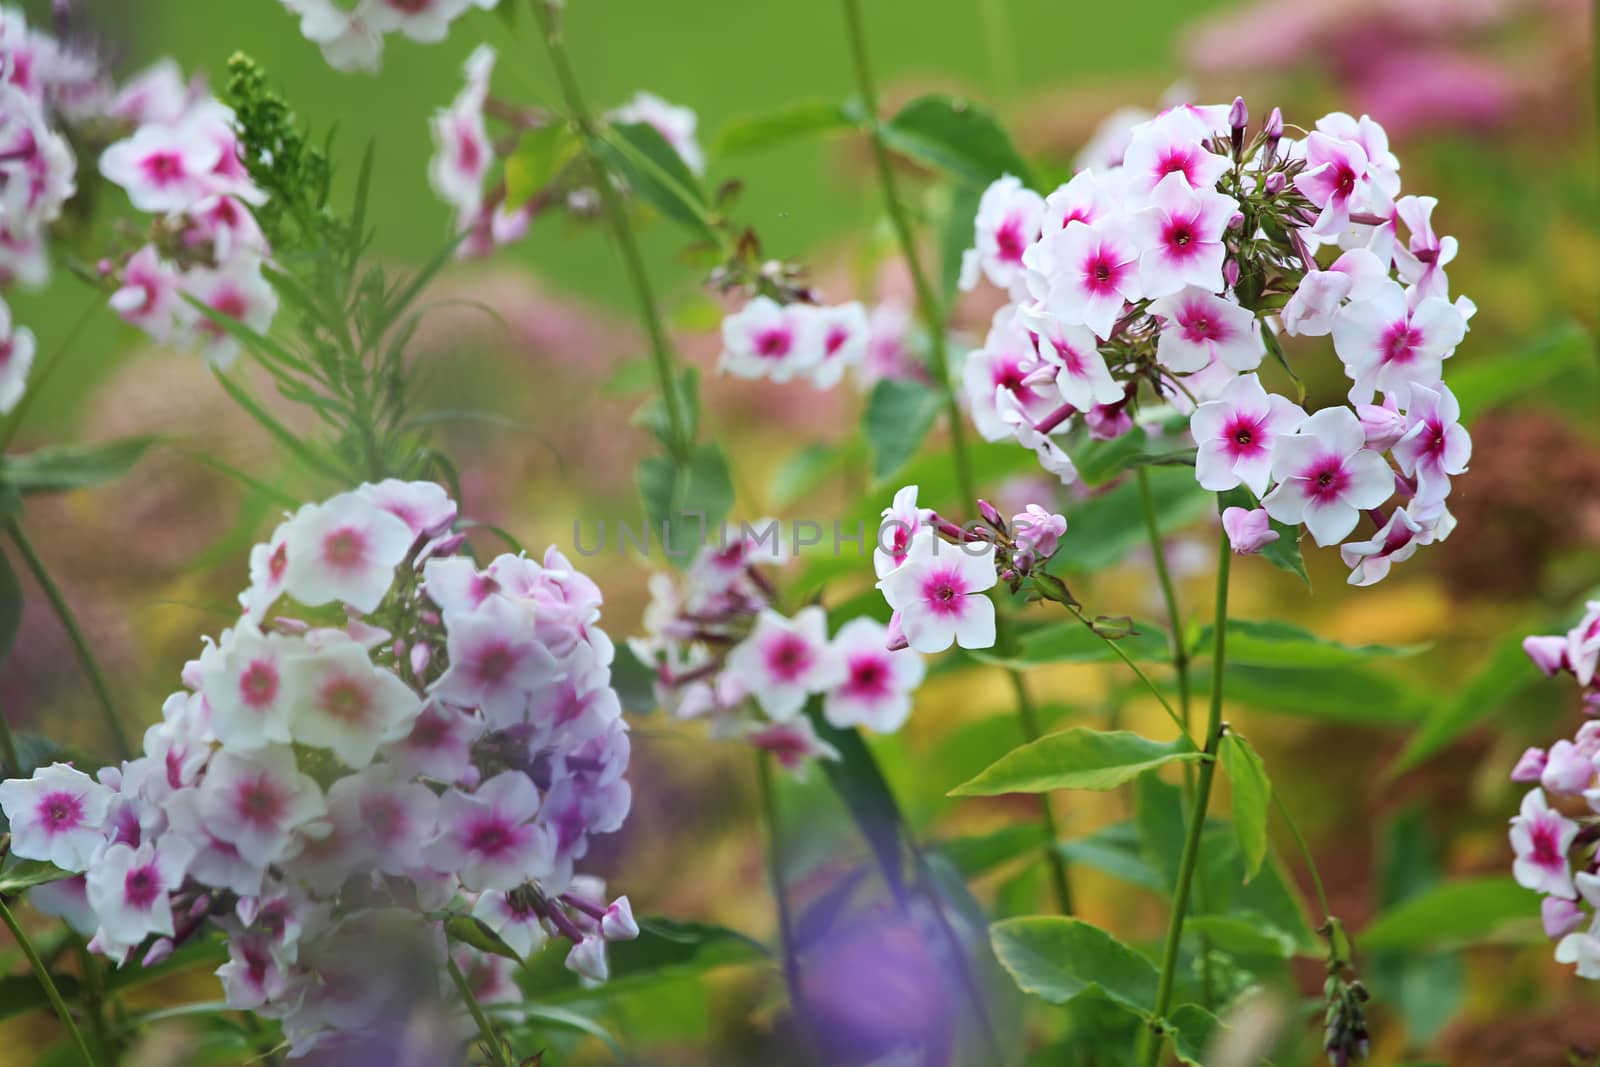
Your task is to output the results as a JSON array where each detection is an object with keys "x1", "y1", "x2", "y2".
[
  {"x1": 1, "y1": 437, "x2": 159, "y2": 494},
  {"x1": 884, "y1": 94, "x2": 1033, "y2": 187},
  {"x1": 505, "y1": 122, "x2": 581, "y2": 209},
  {"x1": 1218, "y1": 733, "x2": 1271, "y2": 882},
  {"x1": 863, "y1": 377, "x2": 943, "y2": 482},
  {"x1": 990, "y1": 917, "x2": 1157, "y2": 1015},
  {"x1": 714, "y1": 98, "x2": 860, "y2": 155},
  {"x1": 951, "y1": 728, "x2": 1203, "y2": 796}
]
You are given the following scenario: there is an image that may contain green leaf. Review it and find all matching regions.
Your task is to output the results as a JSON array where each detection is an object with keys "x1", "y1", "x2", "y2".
[
  {"x1": 1193, "y1": 618, "x2": 1427, "y2": 669},
  {"x1": 213, "y1": 371, "x2": 347, "y2": 482},
  {"x1": 1135, "y1": 775, "x2": 1188, "y2": 890},
  {"x1": 610, "y1": 642, "x2": 658, "y2": 715},
  {"x1": 1056, "y1": 821, "x2": 1167, "y2": 894},
  {"x1": 599, "y1": 122, "x2": 714, "y2": 238},
  {"x1": 950, "y1": 728, "x2": 1203, "y2": 796},
  {"x1": 1073, "y1": 427, "x2": 1197, "y2": 487},
  {"x1": 492, "y1": 1002, "x2": 624, "y2": 1057},
  {"x1": 942, "y1": 823, "x2": 1047, "y2": 878},
  {"x1": 1185, "y1": 913, "x2": 1298, "y2": 958},
  {"x1": 1167, "y1": 1003, "x2": 1222, "y2": 1066},
  {"x1": 1060, "y1": 466, "x2": 1210, "y2": 573},
  {"x1": 990, "y1": 916, "x2": 1157, "y2": 1015},
  {"x1": 1218, "y1": 733, "x2": 1271, "y2": 882},
  {"x1": 635, "y1": 442, "x2": 734, "y2": 563},
  {"x1": 1389, "y1": 628, "x2": 1541, "y2": 775},
  {"x1": 771, "y1": 442, "x2": 853, "y2": 510},
  {"x1": 863, "y1": 377, "x2": 943, "y2": 482},
  {"x1": 1, "y1": 437, "x2": 158, "y2": 494},
  {"x1": 940, "y1": 182, "x2": 984, "y2": 303},
  {"x1": 444, "y1": 914, "x2": 520, "y2": 961},
  {"x1": 0, "y1": 544, "x2": 19, "y2": 664},
  {"x1": 0, "y1": 858, "x2": 72, "y2": 894},
  {"x1": 1192, "y1": 662, "x2": 1428, "y2": 726},
  {"x1": 1358, "y1": 876, "x2": 1536, "y2": 951},
  {"x1": 632, "y1": 366, "x2": 702, "y2": 451},
  {"x1": 973, "y1": 618, "x2": 1168, "y2": 669},
  {"x1": 714, "y1": 99, "x2": 860, "y2": 155},
  {"x1": 0, "y1": 973, "x2": 82, "y2": 1023},
  {"x1": 504, "y1": 122, "x2": 582, "y2": 209},
  {"x1": 884, "y1": 94, "x2": 1033, "y2": 187},
  {"x1": 1451, "y1": 320, "x2": 1596, "y2": 424},
  {"x1": 1368, "y1": 805, "x2": 1465, "y2": 1044}
]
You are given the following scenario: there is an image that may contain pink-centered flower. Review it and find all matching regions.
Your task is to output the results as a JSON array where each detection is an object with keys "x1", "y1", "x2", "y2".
[
  {"x1": 747, "y1": 717, "x2": 841, "y2": 773},
  {"x1": 425, "y1": 771, "x2": 552, "y2": 891},
  {"x1": 1149, "y1": 287, "x2": 1264, "y2": 373},
  {"x1": 1023, "y1": 219, "x2": 1142, "y2": 340},
  {"x1": 876, "y1": 529, "x2": 997, "y2": 654},
  {"x1": 1262, "y1": 407, "x2": 1395, "y2": 546},
  {"x1": 325, "y1": 764, "x2": 439, "y2": 876},
  {"x1": 0, "y1": 294, "x2": 35, "y2": 414},
  {"x1": 1510, "y1": 788, "x2": 1578, "y2": 899},
  {"x1": 1129, "y1": 172, "x2": 1236, "y2": 298},
  {"x1": 0, "y1": 763, "x2": 112, "y2": 870},
  {"x1": 285, "y1": 637, "x2": 423, "y2": 768},
  {"x1": 431, "y1": 595, "x2": 559, "y2": 727},
  {"x1": 99, "y1": 122, "x2": 222, "y2": 213},
  {"x1": 280, "y1": 0, "x2": 384, "y2": 73},
  {"x1": 808, "y1": 302, "x2": 869, "y2": 389},
  {"x1": 109, "y1": 245, "x2": 181, "y2": 341},
  {"x1": 1390, "y1": 382, "x2": 1470, "y2": 509},
  {"x1": 1041, "y1": 169, "x2": 1117, "y2": 232},
  {"x1": 428, "y1": 45, "x2": 494, "y2": 219},
  {"x1": 720, "y1": 296, "x2": 822, "y2": 383},
  {"x1": 198, "y1": 746, "x2": 326, "y2": 867},
  {"x1": 1191, "y1": 373, "x2": 1307, "y2": 495},
  {"x1": 85, "y1": 837, "x2": 197, "y2": 963},
  {"x1": 201, "y1": 622, "x2": 296, "y2": 749},
  {"x1": 175, "y1": 255, "x2": 279, "y2": 369},
  {"x1": 366, "y1": 0, "x2": 472, "y2": 42},
  {"x1": 1293, "y1": 131, "x2": 1374, "y2": 237},
  {"x1": 1280, "y1": 248, "x2": 1388, "y2": 337},
  {"x1": 1011, "y1": 504, "x2": 1067, "y2": 562},
  {"x1": 472, "y1": 889, "x2": 549, "y2": 959},
  {"x1": 822, "y1": 617, "x2": 925, "y2": 734},
  {"x1": 1339, "y1": 507, "x2": 1424, "y2": 587},
  {"x1": 280, "y1": 490, "x2": 415, "y2": 614},
  {"x1": 1120, "y1": 110, "x2": 1231, "y2": 196},
  {"x1": 1019, "y1": 306, "x2": 1124, "y2": 412},
  {"x1": 962, "y1": 306, "x2": 1056, "y2": 441},
  {"x1": 961, "y1": 174, "x2": 1043, "y2": 294},
  {"x1": 1332, "y1": 280, "x2": 1468, "y2": 404},
  {"x1": 875, "y1": 484, "x2": 931, "y2": 579},
  {"x1": 1393, "y1": 195, "x2": 1457, "y2": 302},
  {"x1": 724, "y1": 606, "x2": 845, "y2": 721}
]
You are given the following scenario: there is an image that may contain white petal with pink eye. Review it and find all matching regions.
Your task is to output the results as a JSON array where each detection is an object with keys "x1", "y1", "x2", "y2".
[
  {"x1": 366, "y1": 0, "x2": 473, "y2": 42},
  {"x1": 98, "y1": 122, "x2": 222, "y2": 213},
  {"x1": 201, "y1": 622, "x2": 296, "y2": 750},
  {"x1": 326, "y1": 764, "x2": 439, "y2": 876},
  {"x1": 108, "y1": 245, "x2": 180, "y2": 341},
  {"x1": 963, "y1": 174, "x2": 1044, "y2": 294},
  {"x1": 807, "y1": 302, "x2": 870, "y2": 389},
  {"x1": 198, "y1": 746, "x2": 326, "y2": 868},
  {"x1": 428, "y1": 45, "x2": 494, "y2": 217},
  {"x1": 719, "y1": 296, "x2": 824, "y2": 383},
  {"x1": 173, "y1": 254, "x2": 279, "y2": 369},
  {"x1": 1510, "y1": 788, "x2": 1578, "y2": 899},
  {"x1": 995, "y1": 388, "x2": 1079, "y2": 485},
  {"x1": 1339, "y1": 507, "x2": 1424, "y2": 587},
  {"x1": 280, "y1": 0, "x2": 384, "y2": 73},
  {"x1": 1263, "y1": 406, "x2": 1396, "y2": 547},
  {"x1": 877, "y1": 530, "x2": 998, "y2": 654},
  {"x1": 1017, "y1": 305, "x2": 1124, "y2": 411},
  {"x1": 472, "y1": 890, "x2": 549, "y2": 959},
  {"x1": 875, "y1": 484, "x2": 931, "y2": 579},
  {"x1": 1293, "y1": 132, "x2": 1372, "y2": 236},
  {"x1": 425, "y1": 771, "x2": 553, "y2": 891},
  {"x1": 1129, "y1": 172, "x2": 1235, "y2": 298},
  {"x1": 1391, "y1": 382, "x2": 1470, "y2": 507},
  {"x1": 0, "y1": 763, "x2": 113, "y2": 871},
  {"x1": 85, "y1": 836, "x2": 196, "y2": 960},
  {"x1": 358, "y1": 479, "x2": 457, "y2": 538},
  {"x1": 422, "y1": 555, "x2": 502, "y2": 615},
  {"x1": 163, "y1": 789, "x2": 269, "y2": 899},
  {"x1": 432, "y1": 595, "x2": 561, "y2": 728},
  {"x1": 280, "y1": 490, "x2": 414, "y2": 613},
  {"x1": 0, "y1": 295, "x2": 35, "y2": 414},
  {"x1": 1025, "y1": 218, "x2": 1143, "y2": 340},
  {"x1": 724, "y1": 606, "x2": 845, "y2": 721},
  {"x1": 962, "y1": 305, "x2": 1055, "y2": 441},
  {"x1": 284, "y1": 637, "x2": 423, "y2": 768},
  {"x1": 1042, "y1": 169, "x2": 1117, "y2": 233},
  {"x1": 1189, "y1": 373, "x2": 1306, "y2": 496},
  {"x1": 1150, "y1": 288, "x2": 1263, "y2": 374},
  {"x1": 823, "y1": 616, "x2": 926, "y2": 734},
  {"x1": 1120, "y1": 111, "x2": 1231, "y2": 196},
  {"x1": 381, "y1": 699, "x2": 484, "y2": 785}
]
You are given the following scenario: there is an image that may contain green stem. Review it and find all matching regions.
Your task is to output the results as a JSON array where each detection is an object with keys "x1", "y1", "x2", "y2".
[
  {"x1": 841, "y1": 0, "x2": 1070, "y2": 918},
  {"x1": 1062, "y1": 602, "x2": 1188, "y2": 738},
  {"x1": 0, "y1": 297, "x2": 99, "y2": 455},
  {"x1": 445, "y1": 952, "x2": 515, "y2": 1067},
  {"x1": 0, "y1": 697, "x2": 20, "y2": 777},
  {"x1": 7, "y1": 520, "x2": 132, "y2": 760},
  {"x1": 0, "y1": 896, "x2": 99, "y2": 1067},
  {"x1": 1272, "y1": 790, "x2": 1332, "y2": 923},
  {"x1": 530, "y1": 0, "x2": 690, "y2": 461},
  {"x1": 73, "y1": 940, "x2": 115, "y2": 1060},
  {"x1": 1142, "y1": 530, "x2": 1231, "y2": 1067},
  {"x1": 754, "y1": 751, "x2": 813, "y2": 1045}
]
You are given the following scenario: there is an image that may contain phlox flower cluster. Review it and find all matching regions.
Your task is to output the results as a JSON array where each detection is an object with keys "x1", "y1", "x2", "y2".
[
  {"x1": 873, "y1": 485, "x2": 1067, "y2": 655},
  {"x1": 0, "y1": 480, "x2": 636, "y2": 1057},
  {"x1": 96, "y1": 59, "x2": 278, "y2": 367},
  {"x1": 958, "y1": 99, "x2": 1474, "y2": 586},
  {"x1": 718, "y1": 295, "x2": 931, "y2": 391},
  {"x1": 630, "y1": 524, "x2": 927, "y2": 769},
  {"x1": 1507, "y1": 604, "x2": 1600, "y2": 978},
  {"x1": 278, "y1": 0, "x2": 500, "y2": 74},
  {"x1": 426, "y1": 46, "x2": 705, "y2": 259}
]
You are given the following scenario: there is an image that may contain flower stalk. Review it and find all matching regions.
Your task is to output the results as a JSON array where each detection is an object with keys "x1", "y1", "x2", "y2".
[{"x1": 0, "y1": 895, "x2": 100, "y2": 1067}]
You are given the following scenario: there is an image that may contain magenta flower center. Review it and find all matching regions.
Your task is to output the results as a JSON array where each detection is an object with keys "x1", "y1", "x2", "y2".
[
  {"x1": 1380, "y1": 322, "x2": 1422, "y2": 365},
  {"x1": 237, "y1": 777, "x2": 285, "y2": 826},
  {"x1": 1304, "y1": 456, "x2": 1351, "y2": 502},
  {"x1": 466, "y1": 816, "x2": 519, "y2": 858},
  {"x1": 322, "y1": 526, "x2": 368, "y2": 571},
  {"x1": 239, "y1": 659, "x2": 279, "y2": 709},
  {"x1": 320, "y1": 678, "x2": 372, "y2": 724},
  {"x1": 1531, "y1": 822, "x2": 1563, "y2": 867},
  {"x1": 123, "y1": 864, "x2": 161, "y2": 909},
  {"x1": 824, "y1": 326, "x2": 850, "y2": 357},
  {"x1": 1222, "y1": 414, "x2": 1265, "y2": 458},
  {"x1": 764, "y1": 634, "x2": 815, "y2": 683},
  {"x1": 754, "y1": 328, "x2": 792, "y2": 358},
  {"x1": 994, "y1": 219, "x2": 1026, "y2": 263},
  {"x1": 38, "y1": 790, "x2": 84, "y2": 833},
  {"x1": 845, "y1": 655, "x2": 891, "y2": 700},
  {"x1": 140, "y1": 151, "x2": 185, "y2": 185},
  {"x1": 919, "y1": 566, "x2": 969, "y2": 617}
]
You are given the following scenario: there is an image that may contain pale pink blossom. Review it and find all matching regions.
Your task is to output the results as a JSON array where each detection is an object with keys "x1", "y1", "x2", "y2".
[
  {"x1": 1545, "y1": 897, "x2": 1586, "y2": 939},
  {"x1": 1262, "y1": 407, "x2": 1395, "y2": 546},
  {"x1": 1130, "y1": 172, "x2": 1236, "y2": 297},
  {"x1": 719, "y1": 296, "x2": 822, "y2": 383},
  {"x1": 200, "y1": 622, "x2": 296, "y2": 749},
  {"x1": 1222, "y1": 507, "x2": 1278, "y2": 555},
  {"x1": 1019, "y1": 306, "x2": 1123, "y2": 412},
  {"x1": 280, "y1": 491, "x2": 414, "y2": 613},
  {"x1": 1339, "y1": 507, "x2": 1424, "y2": 586},
  {"x1": 962, "y1": 307, "x2": 1055, "y2": 441},
  {"x1": 960, "y1": 174, "x2": 1043, "y2": 294},
  {"x1": 1293, "y1": 131, "x2": 1375, "y2": 237},
  {"x1": 822, "y1": 617, "x2": 925, "y2": 734},
  {"x1": 725, "y1": 607, "x2": 845, "y2": 721},
  {"x1": 285, "y1": 638, "x2": 423, "y2": 768},
  {"x1": 198, "y1": 747, "x2": 326, "y2": 867},
  {"x1": 808, "y1": 302, "x2": 870, "y2": 389},
  {"x1": 325, "y1": 764, "x2": 438, "y2": 876},
  {"x1": 1281, "y1": 248, "x2": 1388, "y2": 337},
  {"x1": 367, "y1": 0, "x2": 472, "y2": 42},
  {"x1": 1512, "y1": 748, "x2": 1550, "y2": 782},
  {"x1": 877, "y1": 529, "x2": 997, "y2": 653},
  {"x1": 1120, "y1": 111, "x2": 1231, "y2": 196},
  {"x1": 99, "y1": 122, "x2": 222, "y2": 213},
  {"x1": 1150, "y1": 288, "x2": 1264, "y2": 373},
  {"x1": 472, "y1": 890, "x2": 549, "y2": 959},
  {"x1": 1023, "y1": 219, "x2": 1142, "y2": 340},
  {"x1": 109, "y1": 245, "x2": 181, "y2": 341},
  {"x1": 995, "y1": 389, "x2": 1079, "y2": 484},
  {"x1": 1191, "y1": 373, "x2": 1307, "y2": 495},
  {"x1": 747, "y1": 717, "x2": 840, "y2": 772},
  {"x1": 1392, "y1": 195, "x2": 1457, "y2": 301},
  {"x1": 85, "y1": 837, "x2": 197, "y2": 963},
  {"x1": 428, "y1": 45, "x2": 494, "y2": 219},
  {"x1": 1510, "y1": 789, "x2": 1577, "y2": 898},
  {"x1": 358, "y1": 478, "x2": 457, "y2": 538},
  {"x1": 175, "y1": 255, "x2": 280, "y2": 369},
  {"x1": 432, "y1": 595, "x2": 559, "y2": 727},
  {"x1": 1390, "y1": 382, "x2": 1470, "y2": 508},
  {"x1": 280, "y1": 0, "x2": 384, "y2": 73},
  {"x1": 0, "y1": 763, "x2": 112, "y2": 870},
  {"x1": 1041, "y1": 169, "x2": 1118, "y2": 232},
  {"x1": 1011, "y1": 504, "x2": 1067, "y2": 563},
  {"x1": 1332, "y1": 280, "x2": 1467, "y2": 404},
  {"x1": 875, "y1": 484, "x2": 931, "y2": 579},
  {"x1": 426, "y1": 771, "x2": 552, "y2": 891}
]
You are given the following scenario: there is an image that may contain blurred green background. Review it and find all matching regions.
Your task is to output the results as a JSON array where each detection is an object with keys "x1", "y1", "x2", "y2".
[{"x1": 3, "y1": 0, "x2": 1598, "y2": 1064}]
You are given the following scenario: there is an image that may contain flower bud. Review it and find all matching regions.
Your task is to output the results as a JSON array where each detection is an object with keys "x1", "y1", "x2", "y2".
[
  {"x1": 1222, "y1": 507, "x2": 1279, "y2": 555},
  {"x1": 1012, "y1": 504, "x2": 1066, "y2": 561},
  {"x1": 1510, "y1": 746, "x2": 1548, "y2": 782},
  {"x1": 1524, "y1": 636, "x2": 1569, "y2": 677},
  {"x1": 1229, "y1": 96, "x2": 1247, "y2": 158},
  {"x1": 1223, "y1": 258, "x2": 1241, "y2": 289},
  {"x1": 142, "y1": 937, "x2": 174, "y2": 967},
  {"x1": 601, "y1": 896, "x2": 639, "y2": 941},
  {"x1": 566, "y1": 936, "x2": 610, "y2": 982},
  {"x1": 1544, "y1": 896, "x2": 1585, "y2": 938},
  {"x1": 1263, "y1": 171, "x2": 1286, "y2": 194},
  {"x1": 977, "y1": 499, "x2": 1004, "y2": 530}
]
